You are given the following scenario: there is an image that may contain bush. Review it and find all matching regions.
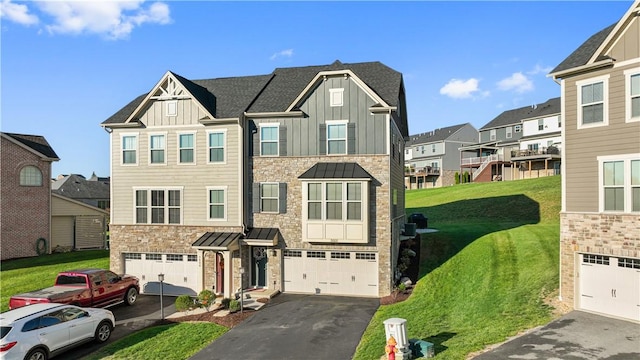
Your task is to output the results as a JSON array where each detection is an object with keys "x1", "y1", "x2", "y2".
[
  {"x1": 198, "y1": 290, "x2": 214, "y2": 311},
  {"x1": 229, "y1": 299, "x2": 240, "y2": 313},
  {"x1": 221, "y1": 297, "x2": 231, "y2": 309},
  {"x1": 455, "y1": 172, "x2": 460, "y2": 184},
  {"x1": 175, "y1": 295, "x2": 194, "y2": 312}
]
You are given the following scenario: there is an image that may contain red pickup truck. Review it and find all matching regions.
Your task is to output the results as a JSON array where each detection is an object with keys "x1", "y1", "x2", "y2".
[{"x1": 9, "y1": 269, "x2": 140, "y2": 310}]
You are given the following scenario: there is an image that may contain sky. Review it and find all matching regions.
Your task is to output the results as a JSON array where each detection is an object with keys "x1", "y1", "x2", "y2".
[{"x1": 0, "y1": 1, "x2": 633, "y2": 178}]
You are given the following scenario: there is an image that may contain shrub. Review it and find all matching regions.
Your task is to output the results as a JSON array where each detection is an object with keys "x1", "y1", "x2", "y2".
[
  {"x1": 455, "y1": 172, "x2": 460, "y2": 184},
  {"x1": 229, "y1": 299, "x2": 240, "y2": 313},
  {"x1": 175, "y1": 295, "x2": 194, "y2": 312},
  {"x1": 221, "y1": 297, "x2": 231, "y2": 309},
  {"x1": 198, "y1": 290, "x2": 214, "y2": 311}
]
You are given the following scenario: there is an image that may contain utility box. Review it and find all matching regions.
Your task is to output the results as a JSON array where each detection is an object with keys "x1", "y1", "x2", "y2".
[{"x1": 383, "y1": 318, "x2": 412, "y2": 359}]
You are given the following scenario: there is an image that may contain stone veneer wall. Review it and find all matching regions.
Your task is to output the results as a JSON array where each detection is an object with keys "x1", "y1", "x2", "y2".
[
  {"x1": 251, "y1": 155, "x2": 393, "y2": 296},
  {"x1": 559, "y1": 212, "x2": 640, "y2": 307}
]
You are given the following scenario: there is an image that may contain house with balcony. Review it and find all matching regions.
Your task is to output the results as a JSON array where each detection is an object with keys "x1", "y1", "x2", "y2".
[
  {"x1": 101, "y1": 60, "x2": 408, "y2": 299},
  {"x1": 550, "y1": 0, "x2": 639, "y2": 323},
  {"x1": 404, "y1": 123, "x2": 477, "y2": 188},
  {"x1": 460, "y1": 97, "x2": 561, "y2": 182}
]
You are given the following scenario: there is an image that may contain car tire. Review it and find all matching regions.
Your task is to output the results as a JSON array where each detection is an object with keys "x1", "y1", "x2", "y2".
[
  {"x1": 95, "y1": 321, "x2": 113, "y2": 343},
  {"x1": 125, "y1": 287, "x2": 138, "y2": 306},
  {"x1": 25, "y1": 347, "x2": 47, "y2": 360}
]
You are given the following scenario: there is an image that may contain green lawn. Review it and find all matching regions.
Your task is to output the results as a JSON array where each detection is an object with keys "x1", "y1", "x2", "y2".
[
  {"x1": 354, "y1": 176, "x2": 561, "y2": 359},
  {"x1": 0, "y1": 250, "x2": 110, "y2": 312}
]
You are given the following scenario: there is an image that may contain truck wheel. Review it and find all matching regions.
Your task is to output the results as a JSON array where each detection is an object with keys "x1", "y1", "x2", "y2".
[
  {"x1": 94, "y1": 321, "x2": 112, "y2": 343},
  {"x1": 125, "y1": 287, "x2": 138, "y2": 305},
  {"x1": 25, "y1": 347, "x2": 47, "y2": 360}
]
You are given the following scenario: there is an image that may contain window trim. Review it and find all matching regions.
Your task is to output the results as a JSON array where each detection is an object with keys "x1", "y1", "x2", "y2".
[
  {"x1": 148, "y1": 132, "x2": 167, "y2": 165},
  {"x1": 207, "y1": 129, "x2": 227, "y2": 164},
  {"x1": 326, "y1": 120, "x2": 348, "y2": 155},
  {"x1": 597, "y1": 154, "x2": 640, "y2": 213},
  {"x1": 206, "y1": 186, "x2": 227, "y2": 221},
  {"x1": 259, "y1": 182, "x2": 280, "y2": 213},
  {"x1": 133, "y1": 187, "x2": 184, "y2": 225},
  {"x1": 19, "y1": 165, "x2": 43, "y2": 186},
  {"x1": 329, "y1": 88, "x2": 344, "y2": 107},
  {"x1": 177, "y1": 132, "x2": 196, "y2": 165},
  {"x1": 166, "y1": 100, "x2": 178, "y2": 117},
  {"x1": 120, "y1": 133, "x2": 139, "y2": 166},
  {"x1": 302, "y1": 180, "x2": 368, "y2": 222},
  {"x1": 624, "y1": 68, "x2": 640, "y2": 123},
  {"x1": 514, "y1": 125, "x2": 522, "y2": 133},
  {"x1": 506, "y1": 126, "x2": 512, "y2": 139},
  {"x1": 576, "y1": 75, "x2": 609, "y2": 129},
  {"x1": 259, "y1": 124, "x2": 279, "y2": 157}
]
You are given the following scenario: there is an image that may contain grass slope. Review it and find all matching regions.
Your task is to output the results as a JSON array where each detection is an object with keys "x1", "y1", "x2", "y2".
[
  {"x1": 354, "y1": 176, "x2": 561, "y2": 359},
  {"x1": 0, "y1": 250, "x2": 109, "y2": 312}
]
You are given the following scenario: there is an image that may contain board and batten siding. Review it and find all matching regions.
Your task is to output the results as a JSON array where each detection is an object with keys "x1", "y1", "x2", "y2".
[
  {"x1": 608, "y1": 16, "x2": 640, "y2": 62},
  {"x1": 137, "y1": 98, "x2": 210, "y2": 127},
  {"x1": 563, "y1": 63, "x2": 640, "y2": 212},
  {"x1": 110, "y1": 100, "x2": 242, "y2": 227}
]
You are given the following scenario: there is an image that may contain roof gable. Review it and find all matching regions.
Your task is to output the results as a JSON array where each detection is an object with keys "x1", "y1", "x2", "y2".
[
  {"x1": 1, "y1": 132, "x2": 59, "y2": 160},
  {"x1": 480, "y1": 97, "x2": 561, "y2": 130}
]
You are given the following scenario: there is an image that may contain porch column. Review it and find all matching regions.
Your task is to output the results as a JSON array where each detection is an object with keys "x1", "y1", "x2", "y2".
[{"x1": 223, "y1": 251, "x2": 233, "y2": 298}]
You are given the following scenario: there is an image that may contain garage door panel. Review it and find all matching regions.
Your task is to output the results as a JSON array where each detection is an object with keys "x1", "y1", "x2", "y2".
[{"x1": 125, "y1": 253, "x2": 199, "y2": 296}]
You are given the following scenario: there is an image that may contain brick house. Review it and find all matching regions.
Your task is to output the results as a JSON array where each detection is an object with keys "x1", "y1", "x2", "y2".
[
  {"x1": 0, "y1": 132, "x2": 59, "y2": 260},
  {"x1": 550, "y1": 0, "x2": 640, "y2": 322},
  {"x1": 101, "y1": 61, "x2": 408, "y2": 298}
]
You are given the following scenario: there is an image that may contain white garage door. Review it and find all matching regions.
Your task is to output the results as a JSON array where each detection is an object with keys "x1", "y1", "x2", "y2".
[
  {"x1": 579, "y1": 254, "x2": 640, "y2": 322},
  {"x1": 283, "y1": 250, "x2": 378, "y2": 297},
  {"x1": 124, "y1": 253, "x2": 200, "y2": 296}
]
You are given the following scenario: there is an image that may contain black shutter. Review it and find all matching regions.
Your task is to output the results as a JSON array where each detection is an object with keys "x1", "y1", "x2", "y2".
[
  {"x1": 279, "y1": 126, "x2": 287, "y2": 156},
  {"x1": 252, "y1": 183, "x2": 260, "y2": 213},
  {"x1": 319, "y1": 124, "x2": 327, "y2": 155},
  {"x1": 251, "y1": 122, "x2": 260, "y2": 157},
  {"x1": 278, "y1": 183, "x2": 287, "y2": 214},
  {"x1": 347, "y1": 123, "x2": 356, "y2": 154}
]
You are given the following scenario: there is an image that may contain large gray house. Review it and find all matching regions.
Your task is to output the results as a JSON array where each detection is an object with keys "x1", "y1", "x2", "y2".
[{"x1": 101, "y1": 60, "x2": 408, "y2": 298}]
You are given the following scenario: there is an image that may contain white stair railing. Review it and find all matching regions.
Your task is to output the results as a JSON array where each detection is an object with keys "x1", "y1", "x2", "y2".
[{"x1": 472, "y1": 154, "x2": 502, "y2": 179}]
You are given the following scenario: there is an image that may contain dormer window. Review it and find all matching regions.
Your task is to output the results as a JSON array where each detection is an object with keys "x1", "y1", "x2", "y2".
[{"x1": 329, "y1": 88, "x2": 344, "y2": 107}]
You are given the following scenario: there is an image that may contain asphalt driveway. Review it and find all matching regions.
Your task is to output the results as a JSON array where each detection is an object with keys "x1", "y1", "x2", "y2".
[
  {"x1": 190, "y1": 294, "x2": 379, "y2": 360},
  {"x1": 474, "y1": 311, "x2": 640, "y2": 359}
]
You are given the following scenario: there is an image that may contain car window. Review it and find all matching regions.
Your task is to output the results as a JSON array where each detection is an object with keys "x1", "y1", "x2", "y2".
[
  {"x1": 104, "y1": 271, "x2": 119, "y2": 284},
  {"x1": 91, "y1": 274, "x2": 103, "y2": 286},
  {"x1": 39, "y1": 310, "x2": 65, "y2": 328},
  {"x1": 22, "y1": 318, "x2": 40, "y2": 332},
  {"x1": 62, "y1": 308, "x2": 87, "y2": 321},
  {"x1": 1, "y1": 326, "x2": 11, "y2": 339},
  {"x1": 56, "y1": 275, "x2": 87, "y2": 286}
]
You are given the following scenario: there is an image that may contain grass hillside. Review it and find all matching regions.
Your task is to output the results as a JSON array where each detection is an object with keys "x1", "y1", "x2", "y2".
[{"x1": 354, "y1": 176, "x2": 561, "y2": 359}]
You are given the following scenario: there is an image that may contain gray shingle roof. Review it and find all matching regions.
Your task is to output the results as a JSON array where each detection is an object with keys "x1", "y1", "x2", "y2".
[
  {"x1": 2, "y1": 132, "x2": 59, "y2": 159},
  {"x1": 480, "y1": 97, "x2": 561, "y2": 130},
  {"x1": 101, "y1": 61, "x2": 407, "y2": 136},
  {"x1": 406, "y1": 123, "x2": 470, "y2": 146},
  {"x1": 298, "y1": 162, "x2": 373, "y2": 179},
  {"x1": 52, "y1": 174, "x2": 109, "y2": 200},
  {"x1": 550, "y1": 23, "x2": 616, "y2": 74}
]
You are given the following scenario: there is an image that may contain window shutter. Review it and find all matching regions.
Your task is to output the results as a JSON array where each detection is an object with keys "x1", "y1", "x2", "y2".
[
  {"x1": 319, "y1": 124, "x2": 327, "y2": 155},
  {"x1": 252, "y1": 183, "x2": 260, "y2": 213},
  {"x1": 279, "y1": 183, "x2": 287, "y2": 214},
  {"x1": 251, "y1": 122, "x2": 260, "y2": 157},
  {"x1": 347, "y1": 123, "x2": 356, "y2": 154},
  {"x1": 279, "y1": 126, "x2": 287, "y2": 156}
]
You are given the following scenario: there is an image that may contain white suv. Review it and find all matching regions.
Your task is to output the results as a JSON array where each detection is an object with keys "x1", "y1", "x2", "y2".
[{"x1": 0, "y1": 303, "x2": 115, "y2": 360}]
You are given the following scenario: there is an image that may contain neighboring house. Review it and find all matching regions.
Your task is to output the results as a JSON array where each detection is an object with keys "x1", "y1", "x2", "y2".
[
  {"x1": 0, "y1": 132, "x2": 59, "y2": 260},
  {"x1": 550, "y1": 0, "x2": 640, "y2": 323},
  {"x1": 51, "y1": 193, "x2": 109, "y2": 251},
  {"x1": 404, "y1": 123, "x2": 477, "y2": 188},
  {"x1": 52, "y1": 173, "x2": 110, "y2": 210},
  {"x1": 101, "y1": 60, "x2": 408, "y2": 299},
  {"x1": 510, "y1": 98, "x2": 562, "y2": 180},
  {"x1": 459, "y1": 97, "x2": 561, "y2": 182}
]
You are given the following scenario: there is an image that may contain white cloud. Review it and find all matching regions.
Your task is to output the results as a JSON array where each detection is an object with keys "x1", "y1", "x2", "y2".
[
  {"x1": 2, "y1": 1, "x2": 171, "y2": 39},
  {"x1": 270, "y1": 49, "x2": 294, "y2": 60},
  {"x1": 497, "y1": 72, "x2": 533, "y2": 93},
  {"x1": 0, "y1": 0, "x2": 38, "y2": 25},
  {"x1": 439, "y1": 78, "x2": 483, "y2": 99},
  {"x1": 527, "y1": 64, "x2": 553, "y2": 75}
]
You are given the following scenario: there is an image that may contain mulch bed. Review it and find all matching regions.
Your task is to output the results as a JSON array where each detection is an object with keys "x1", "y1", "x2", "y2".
[{"x1": 167, "y1": 308, "x2": 256, "y2": 328}]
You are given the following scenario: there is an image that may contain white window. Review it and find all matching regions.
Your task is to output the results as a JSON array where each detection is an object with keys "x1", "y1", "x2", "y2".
[
  {"x1": 135, "y1": 188, "x2": 182, "y2": 224},
  {"x1": 577, "y1": 75, "x2": 609, "y2": 128},
  {"x1": 514, "y1": 125, "x2": 522, "y2": 133},
  {"x1": 149, "y1": 134, "x2": 166, "y2": 164},
  {"x1": 304, "y1": 181, "x2": 365, "y2": 221},
  {"x1": 121, "y1": 134, "x2": 138, "y2": 165},
  {"x1": 329, "y1": 88, "x2": 344, "y2": 107},
  {"x1": 625, "y1": 68, "x2": 640, "y2": 122},
  {"x1": 260, "y1": 183, "x2": 280, "y2": 213},
  {"x1": 598, "y1": 154, "x2": 640, "y2": 213},
  {"x1": 178, "y1": 133, "x2": 195, "y2": 164},
  {"x1": 260, "y1": 125, "x2": 279, "y2": 156},
  {"x1": 326, "y1": 120, "x2": 347, "y2": 155},
  {"x1": 506, "y1": 127, "x2": 512, "y2": 139},
  {"x1": 490, "y1": 129, "x2": 496, "y2": 141},
  {"x1": 528, "y1": 143, "x2": 539, "y2": 152},
  {"x1": 208, "y1": 130, "x2": 226, "y2": 163},
  {"x1": 538, "y1": 119, "x2": 544, "y2": 131},
  {"x1": 166, "y1": 100, "x2": 177, "y2": 117},
  {"x1": 431, "y1": 144, "x2": 436, "y2": 153},
  {"x1": 19, "y1": 166, "x2": 42, "y2": 186},
  {"x1": 207, "y1": 187, "x2": 226, "y2": 220}
]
